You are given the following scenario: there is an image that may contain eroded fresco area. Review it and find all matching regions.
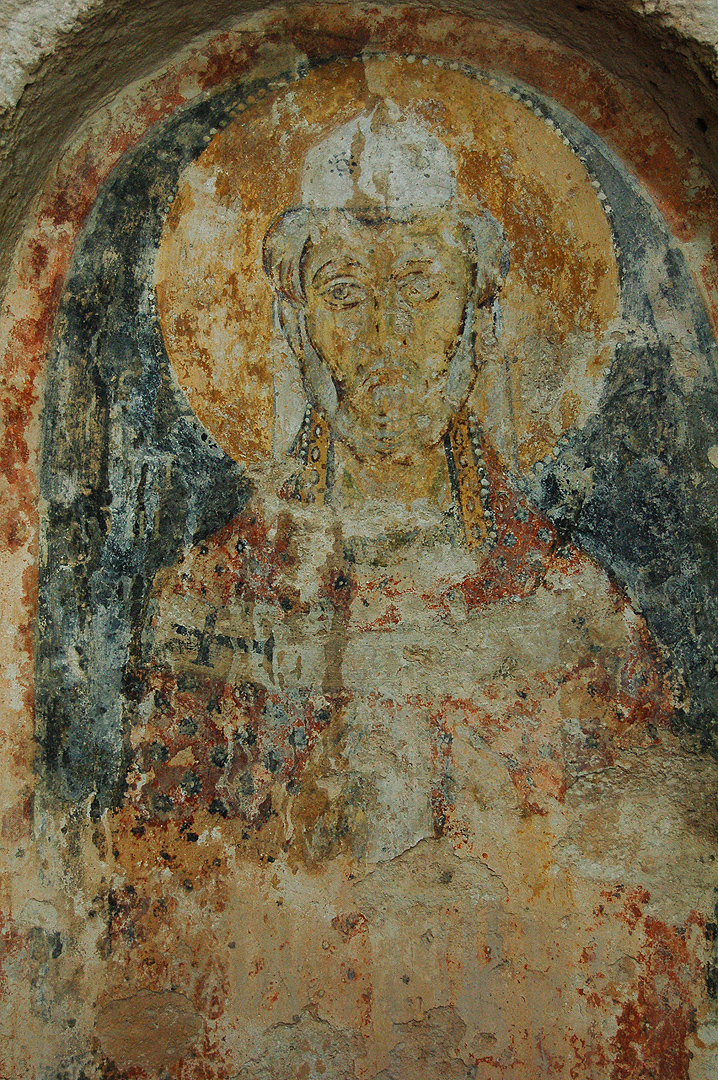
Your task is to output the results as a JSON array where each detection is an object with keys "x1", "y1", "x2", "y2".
[{"x1": 3, "y1": 6, "x2": 718, "y2": 1079}]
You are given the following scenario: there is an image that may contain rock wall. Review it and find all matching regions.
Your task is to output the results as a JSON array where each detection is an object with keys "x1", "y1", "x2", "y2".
[{"x1": 2, "y1": 3, "x2": 718, "y2": 1078}]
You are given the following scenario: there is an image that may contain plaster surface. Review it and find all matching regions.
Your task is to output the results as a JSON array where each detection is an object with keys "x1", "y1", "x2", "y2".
[
  {"x1": 2, "y1": 3, "x2": 718, "y2": 1079},
  {"x1": 1, "y1": 0, "x2": 718, "y2": 301}
]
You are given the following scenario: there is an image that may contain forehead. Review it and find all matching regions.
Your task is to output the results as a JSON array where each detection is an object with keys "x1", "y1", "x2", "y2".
[{"x1": 304, "y1": 213, "x2": 471, "y2": 268}]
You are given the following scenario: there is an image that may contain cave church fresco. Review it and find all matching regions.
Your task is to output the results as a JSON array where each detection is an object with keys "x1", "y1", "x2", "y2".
[{"x1": 34, "y1": 43, "x2": 718, "y2": 1080}]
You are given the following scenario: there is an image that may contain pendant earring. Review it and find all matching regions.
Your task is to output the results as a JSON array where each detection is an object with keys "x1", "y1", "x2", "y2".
[
  {"x1": 290, "y1": 403, "x2": 331, "y2": 505},
  {"x1": 446, "y1": 409, "x2": 497, "y2": 549}
]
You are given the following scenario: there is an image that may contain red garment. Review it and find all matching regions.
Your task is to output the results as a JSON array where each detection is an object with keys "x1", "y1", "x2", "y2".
[
  {"x1": 120, "y1": 449, "x2": 708, "y2": 1080},
  {"x1": 126, "y1": 440, "x2": 670, "y2": 835}
]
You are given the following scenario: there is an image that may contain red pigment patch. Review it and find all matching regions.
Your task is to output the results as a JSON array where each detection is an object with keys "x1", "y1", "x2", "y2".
[
  {"x1": 1, "y1": 790, "x2": 34, "y2": 844},
  {"x1": 332, "y1": 912, "x2": 369, "y2": 941},
  {"x1": 281, "y1": 22, "x2": 372, "y2": 60},
  {"x1": 197, "y1": 36, "x2": 262, "y2": 93},
  {"x1": 128, "y1": 666, "x2": 337, "y2": 824},
  {"x1": 0, "y1": 913, "x2": 23, "y2": 1002},
  {"x1": 581, "y1": 892, "x2": 703, "y2": 1080}
]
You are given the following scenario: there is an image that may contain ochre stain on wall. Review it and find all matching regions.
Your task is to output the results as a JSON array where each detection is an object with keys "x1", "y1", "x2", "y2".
[
  {"x1": 1, "y1": 6, "x2": 718, "y2": 1080},
  {"x1": 155, "y1": 56, "x2": 619, "y2": 470}
]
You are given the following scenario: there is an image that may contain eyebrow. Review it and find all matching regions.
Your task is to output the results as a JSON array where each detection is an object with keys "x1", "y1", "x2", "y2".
[
  {"x1": 391, "y1": 258, "x2": 441, "y2": 278},
  {"x1": 311, "y1": 258, "x2": 365, "y2": 287}
]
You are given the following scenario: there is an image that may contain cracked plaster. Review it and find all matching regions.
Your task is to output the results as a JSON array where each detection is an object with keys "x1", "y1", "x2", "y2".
[
  {"x1": 2, "y1": 2, "x2": 718, "y2": 1078},
  {"x1": 0, "y1": 0, "x2": 717, "y2": 302}
]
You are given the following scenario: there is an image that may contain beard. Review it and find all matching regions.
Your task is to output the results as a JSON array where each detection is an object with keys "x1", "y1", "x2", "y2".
[
  {"x1": 332, "y1": 366, "x2": 454, "y2": 462},
  {"x1": 296, "y1": 306, "x2": 480, "y2": 464}
]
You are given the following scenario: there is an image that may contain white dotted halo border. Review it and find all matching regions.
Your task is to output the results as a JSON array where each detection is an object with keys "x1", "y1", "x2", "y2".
[
  {"x1": 150, "y1": 50, "x2": 619, "y2": 470},
  {"x1": 178, "y1": 50, "x2": 615, "y2": 223}
]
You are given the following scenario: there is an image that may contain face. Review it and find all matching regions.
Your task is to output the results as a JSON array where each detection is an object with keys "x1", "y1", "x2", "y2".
[{"x1": 301, "y1": 213, "x2": 474, "y2": 462}]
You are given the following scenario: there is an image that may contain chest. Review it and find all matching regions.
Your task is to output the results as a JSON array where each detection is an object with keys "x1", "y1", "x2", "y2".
[{"x1": 139, "y1": 537, "x2": 629, "y2": 852}]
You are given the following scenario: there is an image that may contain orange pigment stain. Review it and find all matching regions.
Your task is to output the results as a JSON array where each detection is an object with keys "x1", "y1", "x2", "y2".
[{"x1": 1, "y1": 8, "x2": 715, "y2": 1079}]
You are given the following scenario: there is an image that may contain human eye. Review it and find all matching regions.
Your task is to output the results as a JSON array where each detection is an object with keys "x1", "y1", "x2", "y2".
[
  {"x1": 319, "y1": 278, "x2": 366, "y2": 309},
  {"x1": 396, "y1": 271, "x2": 441, "y2": 306}
]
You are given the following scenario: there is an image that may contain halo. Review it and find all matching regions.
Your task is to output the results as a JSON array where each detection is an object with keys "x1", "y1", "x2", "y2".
[{"x1": 154, "y1": 56, "x2": 619, "y2": 472}]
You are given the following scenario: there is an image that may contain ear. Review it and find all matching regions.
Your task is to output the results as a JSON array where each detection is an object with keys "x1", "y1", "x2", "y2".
[
  {"x1": 445, "y1": 301, "x2": 478, "y2": 411},
  {"x1": 263, "y1": 209, "x2": 311, "y2": 304},
  {"x1": 472, "y1": 297, "x2": 503, "y2": 372},
  {"x1": 462, "y1": 211, "x2": 510, "y2": 308},
  {"x1": 277, "y1": 298, "x2": 339, "y2": 419}
]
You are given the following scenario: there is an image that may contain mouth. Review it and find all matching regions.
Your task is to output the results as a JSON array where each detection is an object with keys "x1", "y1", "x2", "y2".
[
  {"x1": 356, "y1": 366, "x2": 407, "y2": 402},
  {"x1": 358, "y1": 365, "x2": 447, "y2": 419}
]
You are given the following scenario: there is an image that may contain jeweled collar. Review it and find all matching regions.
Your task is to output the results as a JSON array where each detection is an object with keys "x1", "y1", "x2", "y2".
[{"x1": 281, "y1": 403, "x2": 514, "y2": 553}]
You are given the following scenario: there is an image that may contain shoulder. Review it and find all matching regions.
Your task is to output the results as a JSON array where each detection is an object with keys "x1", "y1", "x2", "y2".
[
  {"x1": 454, "y1": 448, "x2": 674, "y2": 729},
  {"x1": 144, "y1": 472, "x2": 341, "y2": 652},
  {"x1": 543, "y1": 546, "x2": 674, "y2": 738}
]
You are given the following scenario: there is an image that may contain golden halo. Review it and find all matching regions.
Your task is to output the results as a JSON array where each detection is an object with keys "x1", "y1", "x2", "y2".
[{"x1": 154, "y1": 56, "x2": 619, "y2": 472}]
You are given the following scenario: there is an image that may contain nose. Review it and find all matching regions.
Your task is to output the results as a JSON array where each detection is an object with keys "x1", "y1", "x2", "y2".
[{"x1": 369, "y1": 289, "x2": 407, "y2": 359}]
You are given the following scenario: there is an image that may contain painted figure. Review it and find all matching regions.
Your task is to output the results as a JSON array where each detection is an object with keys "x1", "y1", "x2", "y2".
[{"x1": 125, "y1": 105, "x2": 701, "y2": 1074}]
